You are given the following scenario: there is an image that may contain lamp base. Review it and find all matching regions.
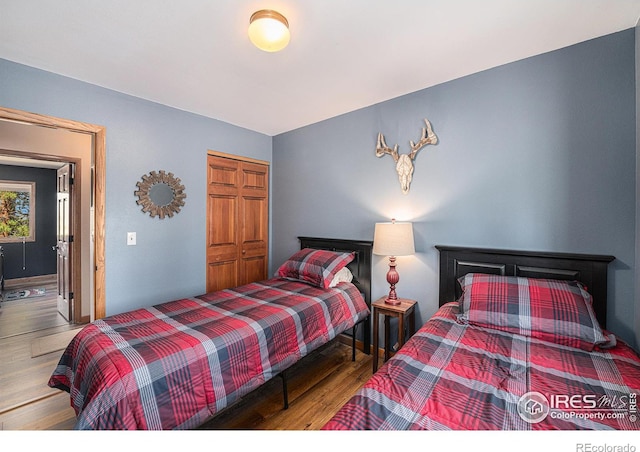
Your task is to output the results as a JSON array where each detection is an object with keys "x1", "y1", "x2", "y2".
[
  {"x1": 384, "y1": 256, "x2": 401, "y2": 305},
  {"x1": 384, "y1": 296, "x2": 401, "y2": 306}
]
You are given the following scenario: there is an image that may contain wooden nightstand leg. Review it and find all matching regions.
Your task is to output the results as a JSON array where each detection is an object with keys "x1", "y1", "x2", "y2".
[
  {"x1": 384, "y1": 316, "x2": 390, "y2": 362},
  {"x1": 351, "y1": 324, "x2": 356, "y2": 362},
  {"x1": 398, "y1": 314, "x2": 405, "y2": 349},
  {"x1": 409, "y1": 311, "x2": 415, "y2": 337},
  {"x1": 373, "y1": 310, "x2": 380, "y2": 372}
]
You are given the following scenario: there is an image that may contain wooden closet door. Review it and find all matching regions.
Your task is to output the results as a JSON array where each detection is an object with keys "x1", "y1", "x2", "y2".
[
  {"x1": 206, "y1": 153, "x2": 268, "y2": 293},
  {"x1": 206, "y1": 155, "x2": 240, "y2": 292},
  {"x1": 238, "y1": 160, "x2": 269, "y2": 286}
]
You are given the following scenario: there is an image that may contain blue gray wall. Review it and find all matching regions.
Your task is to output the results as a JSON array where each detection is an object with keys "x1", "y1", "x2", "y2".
[
  {"x1": 0, "y1": 59, "x2": 272, "y2": 315},
  {"x1": 272, "y1": 30, "x2": 638, "y2": 349},
  {"x1": 0, "y1": 29, "x2": 636, "y2": 349}
]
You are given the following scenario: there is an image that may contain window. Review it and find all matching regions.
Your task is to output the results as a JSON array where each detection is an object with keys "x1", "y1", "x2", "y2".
[{"x1": 0, "y1": 180, "x2": 36, "y2": 243}]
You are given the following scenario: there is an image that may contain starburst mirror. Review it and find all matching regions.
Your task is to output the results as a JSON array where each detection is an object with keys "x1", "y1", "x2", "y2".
[{"x1": 135, "y1": 170, "x2": 186, "y2": 219}]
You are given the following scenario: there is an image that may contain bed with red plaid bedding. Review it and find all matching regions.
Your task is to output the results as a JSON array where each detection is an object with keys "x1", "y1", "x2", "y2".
[
  {"x1": 323, "y1": 302, "x2": 640, "y2": 430},
  {"x1": 48, "y1": 278, "x2": 369, "y2": 430}
]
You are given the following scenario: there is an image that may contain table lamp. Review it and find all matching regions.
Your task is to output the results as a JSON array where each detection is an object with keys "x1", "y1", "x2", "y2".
[{"x1": 373, "y1": 219, "x2": 415, "y2": 305}]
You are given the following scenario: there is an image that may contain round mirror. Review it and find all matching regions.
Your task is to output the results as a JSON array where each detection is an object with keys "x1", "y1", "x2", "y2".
[
  {"x1": 148, "y1": 182, "x2": 174, "y2": 207},
  {"x1": 135, "y1": 170, "x2": 186, "y2": 219}
]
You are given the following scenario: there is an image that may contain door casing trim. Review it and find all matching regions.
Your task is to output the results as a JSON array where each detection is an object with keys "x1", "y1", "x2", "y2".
[{"x1": 0, "y1": 106, "x2": 106, "y2": 321}]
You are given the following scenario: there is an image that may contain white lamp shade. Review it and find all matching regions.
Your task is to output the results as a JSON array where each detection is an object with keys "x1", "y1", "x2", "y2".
[
  {"x1": 248, "y1": 10, "x2": 290, "y2": 52},
  {"x1": 373, "y1": 222, "x2": 415, "y2": 256}
]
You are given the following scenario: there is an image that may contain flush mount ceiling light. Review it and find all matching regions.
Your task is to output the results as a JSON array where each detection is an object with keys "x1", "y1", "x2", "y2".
[{"x1": 248, "y1": 9, "x2": 290, "y2": 52}]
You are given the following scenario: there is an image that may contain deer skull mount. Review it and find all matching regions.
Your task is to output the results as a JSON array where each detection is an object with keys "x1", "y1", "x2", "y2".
[{"x1": 376, "y1": 119, "x2": 438, "y2": 194}]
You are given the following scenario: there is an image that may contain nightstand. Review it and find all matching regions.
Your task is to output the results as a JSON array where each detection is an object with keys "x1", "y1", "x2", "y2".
[{"x1": 372, "y1": 297, "x2": 417, "y2": 372}]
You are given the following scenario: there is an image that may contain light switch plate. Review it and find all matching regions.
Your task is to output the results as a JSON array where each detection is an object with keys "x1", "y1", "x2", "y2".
[{"x1": 127, "y1": 232, "x2": 136, "y2": 246}]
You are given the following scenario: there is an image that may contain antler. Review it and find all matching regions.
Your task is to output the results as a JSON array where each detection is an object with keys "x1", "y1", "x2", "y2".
[
  {"x1": 376, "y1": 133, "x2": 399, "y2": 162},
  {"x1": 409, "y1": 119, "x2": 438, "y2": 159}
]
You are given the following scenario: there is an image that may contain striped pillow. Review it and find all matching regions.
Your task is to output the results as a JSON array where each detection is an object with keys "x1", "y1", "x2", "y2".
[
  {"x1": 457, "y1": 273, "x2": 614, "y2": 351},
  {"x1": 277, "y1": 248, "x2": 355, "y2": 289}
]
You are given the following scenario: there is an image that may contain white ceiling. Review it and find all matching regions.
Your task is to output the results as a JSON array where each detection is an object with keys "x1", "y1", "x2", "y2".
[{"x1": 1, "y1": 1, "x2": 640, "y2": 136}]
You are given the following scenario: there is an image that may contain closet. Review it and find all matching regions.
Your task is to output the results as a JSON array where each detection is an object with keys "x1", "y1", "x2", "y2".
[{"x1": 206, "y1": 152, "x2": 269, "y2": 293}]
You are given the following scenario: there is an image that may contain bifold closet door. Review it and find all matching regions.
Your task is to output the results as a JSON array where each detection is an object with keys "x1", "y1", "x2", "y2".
[{"x1": 206, "y1": 153, "x2": 268, "y2": 293}]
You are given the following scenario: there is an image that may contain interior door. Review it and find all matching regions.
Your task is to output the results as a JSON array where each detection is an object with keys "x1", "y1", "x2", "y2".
[
  {"x1": 206, "y1": 154, "x2": 268, "y2": 293},
  {"x1": 238, "y1": 161, "x2": 269, "y2": 286},
  {"x1": 56, "y1": 163, "x2": 73, "y2": 321},
  {"x1": 207, "y1": 155, "x2": 240, "y2": 292}
]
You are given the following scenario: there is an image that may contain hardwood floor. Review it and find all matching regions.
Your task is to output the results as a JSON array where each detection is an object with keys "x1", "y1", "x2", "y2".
[
  {"x1": 0, "y1": 277, "x2": 80, "y2": 430},
  {"x1": 0, "y1": 277, "x2": 373, "y2": 430},
  {"x1": 200, "y1": 340, "x2": 373, "y2": 430}
]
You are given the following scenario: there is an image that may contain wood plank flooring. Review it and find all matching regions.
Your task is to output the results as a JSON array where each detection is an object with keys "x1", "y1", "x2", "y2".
[
  {"x1": 0, "y1": 277, "x2": 80, "y2": 430},
  {"x1": 200, "y1": 340, "x2": 372, "y2": 430},
  {"x1": 0, "y1": 278, "x2": 373, "y2": 430}
]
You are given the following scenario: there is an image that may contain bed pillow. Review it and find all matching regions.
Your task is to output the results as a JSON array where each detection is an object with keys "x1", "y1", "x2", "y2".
[
  {"x1": 277, "y1": 248, "x2": 355, "y2": 289},
  {"x1": 329, "y1": 266, "x2": 354, "y2": 288},
  {"x1": 456, "y1": 273, "x2": 614, "y2": 351}
]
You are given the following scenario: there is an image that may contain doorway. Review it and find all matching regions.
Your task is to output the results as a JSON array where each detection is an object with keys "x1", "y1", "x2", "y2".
[
  {"x1": 0, "y1": 106, "x2": 105, "y2": 322},
  {"x1": 0, "y1": 159, "x2": 73, "y2": 323}
]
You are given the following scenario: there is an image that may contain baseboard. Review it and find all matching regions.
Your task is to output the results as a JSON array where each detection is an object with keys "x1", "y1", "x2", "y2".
[
  {"x1": 4, "y1": 274, "x2": 56, "y2": 289},
  {"x1": 338, "y1": 332, "x2": 398, "y2": 359},
  {"x1": 337, "y1": 332, "x2": 376, "y2": 355}
]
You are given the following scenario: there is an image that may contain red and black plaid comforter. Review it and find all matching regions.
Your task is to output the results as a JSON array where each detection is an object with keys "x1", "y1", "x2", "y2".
[
  {"x1": 323, "y1": 302, "x2": 640, "y2": 430},
  {"x1": 48, "y1": 278, "x2": 369, "y2": 430}
]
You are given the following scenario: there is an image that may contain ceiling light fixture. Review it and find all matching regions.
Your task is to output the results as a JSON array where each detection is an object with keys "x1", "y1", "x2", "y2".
[{"x1": 248, "y1": 9, "x2": 290, "y2": 52}]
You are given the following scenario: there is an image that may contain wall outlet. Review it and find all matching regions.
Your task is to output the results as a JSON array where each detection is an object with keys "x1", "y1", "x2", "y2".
[{"x1": 127, "y1": 232, "x2": 136, "y2": 246}]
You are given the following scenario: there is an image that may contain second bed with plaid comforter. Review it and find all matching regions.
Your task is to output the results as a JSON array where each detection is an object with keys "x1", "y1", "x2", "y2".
[
  {"x1": 49, "y1": 278, "x2": 369, "y2": 430},
  {"x1": 323, "y1": 301, "x2": 640, "y2": 430}
]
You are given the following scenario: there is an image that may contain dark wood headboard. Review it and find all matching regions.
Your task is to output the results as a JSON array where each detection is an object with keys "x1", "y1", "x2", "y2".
[
  {"x1": 298, "y1": 237, "x2": 373, "y2": 353},
  {"x1": 436, "y1": 245, "x2": 615, "y2": 328}
]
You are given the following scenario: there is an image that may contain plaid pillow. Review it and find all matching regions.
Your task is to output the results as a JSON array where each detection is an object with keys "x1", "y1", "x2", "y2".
[
  {"x1": 457, "y1": 273, "x2": 614, "y2": 351},
  {"x1": 277, "y1": 248, "x2": 355, "y2": 289}
]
